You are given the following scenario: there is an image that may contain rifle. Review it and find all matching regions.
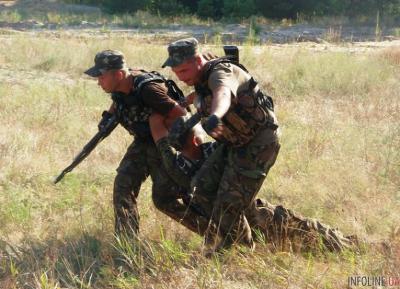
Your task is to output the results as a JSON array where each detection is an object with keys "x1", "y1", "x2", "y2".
[{"x1": 54, "y1": 115, "x2": 119, "y2": 184}]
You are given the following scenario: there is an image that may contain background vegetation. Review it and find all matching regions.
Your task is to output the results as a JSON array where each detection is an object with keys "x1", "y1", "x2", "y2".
[
  {"x1": 0, "y1": 31, "x2": 399, "y2": 288},
  {"x1": 63, "y1": 0, "x2": 400, "y2": 21}
]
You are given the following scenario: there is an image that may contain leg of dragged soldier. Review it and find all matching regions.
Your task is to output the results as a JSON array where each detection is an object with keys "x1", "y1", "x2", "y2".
[{"x1": 147, "y1": 141, "x2": 213, "y2": 237}]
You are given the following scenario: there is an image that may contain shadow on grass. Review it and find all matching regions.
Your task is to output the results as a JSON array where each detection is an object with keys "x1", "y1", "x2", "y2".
[{"x1": 0, "y1": 232, "x2": 158, "y2": 288}]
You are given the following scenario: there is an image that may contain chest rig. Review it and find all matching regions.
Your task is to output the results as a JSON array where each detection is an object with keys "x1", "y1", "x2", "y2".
[
  {"x1": 194, "y1": 58, "x2": 278, "y2": 147},
  {"x1": 112, "y1": 71, "x2": 185, "y2": 139}
]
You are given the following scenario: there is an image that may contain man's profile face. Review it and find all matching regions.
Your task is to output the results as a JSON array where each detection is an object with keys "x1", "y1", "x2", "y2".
[
  {"x1": 171, "y1": 58, "x2": 200, "y2": 86},
  {"x1": 97, "y1": 70, "x2": 118, "y2": 93}
]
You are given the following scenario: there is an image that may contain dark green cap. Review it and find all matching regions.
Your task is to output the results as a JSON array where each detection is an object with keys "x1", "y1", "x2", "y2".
[
  {"x1": 85, "y1": 50, "x2": 126, "y2": 77},
  {"x1": 162, "y1": 37, "x2": 199, "y2": 68}
]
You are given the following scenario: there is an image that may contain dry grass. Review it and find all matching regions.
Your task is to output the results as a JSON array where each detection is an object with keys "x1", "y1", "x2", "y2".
[
  {"x1": 0, "y1": 33, "x2": 399, "y2": 288},
  {"x1": 380, "y1": 46, "x2": 400, "y2": 66}
]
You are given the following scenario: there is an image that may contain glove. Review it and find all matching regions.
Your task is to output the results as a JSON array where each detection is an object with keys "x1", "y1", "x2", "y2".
[
  {"x1": 201, "y1": 114, "x2": 222, "y2": 135},
  {"x1": 98, "y1": 110, "x2": 113, "y2": 131}
]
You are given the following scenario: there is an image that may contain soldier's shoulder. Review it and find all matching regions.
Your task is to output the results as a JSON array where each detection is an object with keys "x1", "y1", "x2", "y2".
[
  {"x1": 207, "y1": 60, "x2": 233, "y2": 79},
  {"x1": 136, "y1": 77, "x2": 167, "y2": 96}
]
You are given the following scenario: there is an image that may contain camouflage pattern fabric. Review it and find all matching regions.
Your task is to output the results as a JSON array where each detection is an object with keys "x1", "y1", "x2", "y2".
[
  {"x1": 155, "y1": 137, "x2": 214, "y2": 238},
  {"x1": 191, "y1": 127, "x2": 280, "y2": 249},
  {"x1": 195, "y1": 62, "x2": 278, "y2": 147},
  {"x1": 84, "y1": 50, "x2": 126, "y2": 77},
  {"x1": 191, "y1": 128, "x2": 357, "y2": 252},
  {"x1": 156, "y1": 137, "x2": 193, "y2": 192},
  {"x1": 113, "y1": 95, "x2": 153, "y2": 139},
  {"x1": 162, "y1": 37, "x2": 198, "y2": 68},
  {"x1": 247, "y1": 199, "x2": 356, "y2": 252},
  {"x1": 168, "y1": 113, "x2": 202, "y2": 150},
  {"x1": 114, "y1": 138, "x2": 208, "y2": 236},
  {"x1": 157, "y1": 135, "x2": 356, "y2": 252}
]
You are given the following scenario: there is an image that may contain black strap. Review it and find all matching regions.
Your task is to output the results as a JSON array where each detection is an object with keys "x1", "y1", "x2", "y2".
[
  {"x1": 202, "y1": 57, "x2": 250, "y2": 82},
  {"x1": 133, "y1": 71, "x2": 185, "y2": 105},
  {"x1": 133, "y1": 71, "x2": 165, "y2": 93}
]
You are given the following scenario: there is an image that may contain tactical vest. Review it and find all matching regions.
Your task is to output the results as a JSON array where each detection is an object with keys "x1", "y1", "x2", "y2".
[
  {"x1": 112, "y1": 70, "x2": 185, "y2": 139},
  {"x1": 194, "y1": 58, "x2": 278, "y2": 147},
  {"x1": 176, "y1": 142, "x2": 219, "y2": 178}
]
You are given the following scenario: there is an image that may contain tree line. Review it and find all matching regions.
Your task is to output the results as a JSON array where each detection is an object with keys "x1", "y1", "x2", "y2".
[{"x1": 66, "y1": 0, "x2": 400, "y2": 20}]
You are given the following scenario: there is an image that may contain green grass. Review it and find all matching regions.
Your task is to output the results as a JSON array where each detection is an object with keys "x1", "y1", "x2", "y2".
[{"x1": 0, "y1": 33, "x2": 399, "y2": 288}]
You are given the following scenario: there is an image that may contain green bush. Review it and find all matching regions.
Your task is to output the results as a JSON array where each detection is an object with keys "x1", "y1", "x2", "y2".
[
  {"x1": 223, "y1": 0, "x2": 257, "y2": 18},
  {"x1": 148, "y1": 0, "x2": 187, "y2": 16},
  {"x1": 62, "y1": 0, "x2": 400, "y2": 21},
  {"x1": 197, "y1": 0, "x2": 215, "y2": 19}
]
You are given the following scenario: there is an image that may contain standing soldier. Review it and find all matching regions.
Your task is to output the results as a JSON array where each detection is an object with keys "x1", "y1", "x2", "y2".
[
  {"x1": 84, "y1": 49, "x2": 190, "y2": 236},
  {"x1": 162, "y1": 38, "x2": 281, "y2": 252}
]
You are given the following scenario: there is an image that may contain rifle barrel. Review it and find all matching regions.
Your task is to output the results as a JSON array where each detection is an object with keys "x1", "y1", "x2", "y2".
[{"x1": 53, "y1": 116, "x2": 118, "y2": 184}]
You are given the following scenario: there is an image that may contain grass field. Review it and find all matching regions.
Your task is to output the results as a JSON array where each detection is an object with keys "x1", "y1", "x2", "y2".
[{"x1": 0, "y1": 32, "x2": 399, "y2": 288}]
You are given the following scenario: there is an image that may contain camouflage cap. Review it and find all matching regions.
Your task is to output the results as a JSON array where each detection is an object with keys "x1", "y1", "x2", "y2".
[
  {"x1": 162, "y1": 37, "x2": 199, "y2": 68},
  {"x1": 84, "y1": 50, "x2": 126, "y2": 77}
]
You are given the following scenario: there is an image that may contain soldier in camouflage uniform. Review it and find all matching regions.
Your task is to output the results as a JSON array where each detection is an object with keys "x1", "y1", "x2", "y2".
[
  {"x1": 149, "y1": 114, "x2": 218, "y2": 241},
  {"x1": 162, "y1": 38, "x2": 358, "y2": 253},
  {"x1": 150, "y1": 113, "x2": 357, "y2": 253},
  {"x1": 161, "y1": 37, "x2": 280, "y2": 251},
  {"x1": 85, "y1": 50, "x2": 194, "y2": 236}
]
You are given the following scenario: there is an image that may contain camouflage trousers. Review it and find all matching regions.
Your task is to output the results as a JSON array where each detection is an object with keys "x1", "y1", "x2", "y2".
[
  {"x1": 155, "y1": 138, "x2": 218, "y2": 239},
  {"x1": 156, "y1": 133, "x2": 355, "y2": 252},
  {"x1": 192, "y1": 127, "x2": 355, "y2": 252},
  {"x1": 247, "y1": 199, "x2": 355, "y2": 252},
  {"x1": 191, "y1": 127, "x2": 281, "y2": 249},
  {"x1": 114, "y1": 138, "x2": 210, "y2": 236}
]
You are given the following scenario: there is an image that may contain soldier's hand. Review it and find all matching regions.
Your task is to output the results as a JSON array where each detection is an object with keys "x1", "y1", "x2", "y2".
[
  {"x1": 98, "y1": 110, "x2": 113, "y2": 131},
  {"x1": 202, "y1": 114, "x2": 224, "y2": 139}
]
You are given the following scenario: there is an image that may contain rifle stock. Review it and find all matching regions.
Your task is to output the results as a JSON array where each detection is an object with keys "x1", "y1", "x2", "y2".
[{"x1": 54, "y1": 115, "x2": 118, "y2": 184}]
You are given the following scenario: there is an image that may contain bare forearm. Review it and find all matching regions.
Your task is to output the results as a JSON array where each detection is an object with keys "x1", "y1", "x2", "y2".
[
  {"x1": 149, "y1": 113, "x2": 169, "y2": 142},
  {"x1": 167, "y1": 104, "x2": 187, "y2": 120},
  {"x1": 210, "y1": 86, "x2": 231, "y2": 118}
]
